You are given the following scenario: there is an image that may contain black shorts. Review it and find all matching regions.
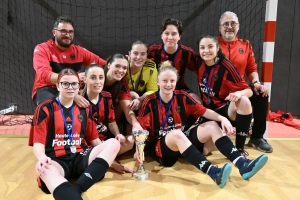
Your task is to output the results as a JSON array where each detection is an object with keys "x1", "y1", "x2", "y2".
[
  {"x1": 197, "y1": 101, "x2": 235, "y2": 127},
  {"x1": 34, "y1": 87, "x2": 59, "y2": 105},
  {"x1": 148, "y1": 126, "x2": 204, "y2": 167},
  {"x1": 38, "y1": 147, "x2": 94, "y2": 194}
]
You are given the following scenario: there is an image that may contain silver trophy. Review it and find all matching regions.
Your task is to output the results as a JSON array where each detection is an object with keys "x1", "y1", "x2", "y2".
[{"x1": 133, "y1": 130, "x2": 149, "y2": 180}]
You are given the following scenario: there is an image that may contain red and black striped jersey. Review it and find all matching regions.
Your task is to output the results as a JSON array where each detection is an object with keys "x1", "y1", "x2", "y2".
[
  {"x1": 86, "y1": 91, "x2": 116, "y2": 141},
  {"x1": 147, "y1": 44, "x2": 197, "y2": 90},
  {"x1": 32, "y1": 39, "x2": 106, "y2": 99},
  {"x1": 137, "y1": 90, "x2": 207, "y2": 142},
  {"x1": 28, "y1": 98, "x2": 98, "y2": 160},
  {"x1": 103, "y1": 79, "x2": 130, "y2": 103},
  {"x1": 196, "y1": 58, "x2": 250, "y2": 110}
]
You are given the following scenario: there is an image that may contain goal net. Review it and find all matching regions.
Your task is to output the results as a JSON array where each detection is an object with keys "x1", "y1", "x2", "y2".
[{"x1": 0, "y1": 0, "x2": 266, "y2": 125}]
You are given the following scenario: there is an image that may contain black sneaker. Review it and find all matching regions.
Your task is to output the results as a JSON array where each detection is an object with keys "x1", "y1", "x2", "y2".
[
  {"x1": 248, "y1": 138, "x2": 273, "y2": 153},
  {"x1": 239, "y1": 154, "x2": 268, "y2": 180},
  {"x1": 207, "y1": 164, "x2": 232, "y2": 188},
  {"x1": 238, "y1": 149, "x2": 249, "y2": 159}
]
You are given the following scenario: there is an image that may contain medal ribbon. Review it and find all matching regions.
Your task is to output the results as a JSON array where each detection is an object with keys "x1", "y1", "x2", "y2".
[
  {"x1": 57, "y1": 98, "x2": 74, "y2": 143},
  {"x1": 128, "y1": 64, "x2": 144, "y2": 93},
  {"x1": 164, "y1": 46, "x2": 178, "y2": 66},
  {"x1": 204, "y1": 63, "x2": 217, "y2": 99},
  {"x1": 86, "y1": 93, "x2": 102, "y2": 119},
  {"x1": 159, "y1": 92, "x2": 174, "y2": 131}
]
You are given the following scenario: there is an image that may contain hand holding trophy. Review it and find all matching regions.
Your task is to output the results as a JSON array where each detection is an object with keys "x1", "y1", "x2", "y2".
[{"x1": 133, "y1": 130, "x2": 149, "y2": 180}]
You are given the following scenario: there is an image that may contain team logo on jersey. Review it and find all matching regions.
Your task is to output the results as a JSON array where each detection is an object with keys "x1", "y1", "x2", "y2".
[
  {"x1": 213, "y1": 74, "x2": 218, "y2": 81},
  {"x1": 78, "y1": 114, "x2": 83, "y2": 122},
  {"x1": 168, "y1": 117, "x2": 173, "y2": 123},
  {"x1": 239, "y1": 48, "x2": 244, "y2": 54},
  {"x1": 67, "y1": 124, "x2": 72, "y2": 131},
  {"x1": 66, "y1": 117, "x2": 72, "y2": 122},
  {"x1": 70, "y1": 54, "x2": 75, "y2": 60},
  {"x1": 176, "y1": 106, "x2": 181, "y2": 113},
  {"x1": 63, "y1": 55, "x2": 66, "y2": 58},
  {"x1": 179, "y1": 60, "x2": 184, "y2": 66}
]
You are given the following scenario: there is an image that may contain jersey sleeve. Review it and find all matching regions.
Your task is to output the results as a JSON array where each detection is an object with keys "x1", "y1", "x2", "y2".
[
  {"x1": 144, "y1": 66, "x2": 158, "y2": 96},
  {"x1": 147, "y1": 45, "x2": 156, "y2": 61},
  {"x1": 107, "y1": 98, "x2": 116, "y2": 123},
  {"x1": 28, "y1": 105, "x2": 50, "y2": 146},
  {"x1": 244, "y1": 41, "x2": 258, "y2": 76},
  {"x1": 80, "y1": 46, "x2": 106, "y2": 67},
  {"x1": 33, "y1": 44, "x2": 54, "y2": 85},
  {"x1": 85, "y1": 116, "x2": 100, "y2": 141},
  {"x1": 137, "y1": 98, "x2": 152, "y2": 131},
  {"x1": 186, "y1": 48, "x2": 198, "y2": 72},
  {"x1": 184, "y1": 93, "x2": 207, "y2": 117},
  {"x1": 119, "y1": 79, "x2": 131, "y2": 100},
  {"x1": 224, "y1": 60, "x2": 250, "y2": 92}
]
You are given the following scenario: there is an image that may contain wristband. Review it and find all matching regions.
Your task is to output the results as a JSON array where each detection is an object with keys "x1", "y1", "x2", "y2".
[{"x1": 253, "y1": 81, "x2": 261, "y2": 85}]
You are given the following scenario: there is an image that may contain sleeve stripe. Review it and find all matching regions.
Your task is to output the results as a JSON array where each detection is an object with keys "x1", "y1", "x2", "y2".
[
  {"x1": 222, "y1": 60, "x2": 243, "y2": 82},
  {"x1": 33, "y1": 99, "x2": 52, "y2": 126}
]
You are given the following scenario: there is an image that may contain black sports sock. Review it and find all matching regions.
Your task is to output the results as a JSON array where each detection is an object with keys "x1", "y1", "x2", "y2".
[
  {"x1": 74, "y1": 157, "x2": 109, "y2": 193},
  {"x1": 181, "y1": 144, "x2": 211, "y2": 173},
  {"x1": 215, "y1": 136, "x2": 241, "y2": 162},
  {"x1": 235, "y1": 113, "x2": 252, "y2": 149},
  {"x1": 53, "y1": 182, "x2": 83, "y2": 200}
]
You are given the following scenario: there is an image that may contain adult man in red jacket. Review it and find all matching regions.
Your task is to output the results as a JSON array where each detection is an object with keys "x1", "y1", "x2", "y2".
[
  {"x1": 32, "y1": 16, "x2": 106, "y2": 106},
  {"x1": 218, "y1": 11, "x2": 273, "y2": 153}
]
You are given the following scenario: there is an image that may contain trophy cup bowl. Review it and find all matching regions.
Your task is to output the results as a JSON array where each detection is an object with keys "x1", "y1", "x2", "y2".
[{"x1": 133, "y1": 130, "x2": 149, "y2": 180}]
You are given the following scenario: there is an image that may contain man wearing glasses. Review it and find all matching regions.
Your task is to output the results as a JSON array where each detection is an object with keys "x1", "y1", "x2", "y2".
[
  {"x1": 218, "y1": 11, "x2": 273, "y2": 153},
  {"x1": 32, "y1": 16, "x2": 106, "y2": 106}
]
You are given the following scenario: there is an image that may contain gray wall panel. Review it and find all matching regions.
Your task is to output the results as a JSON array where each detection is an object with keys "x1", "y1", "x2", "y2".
[{"x1": 272, "y1": 0, "x2": 300, "y2": 115}]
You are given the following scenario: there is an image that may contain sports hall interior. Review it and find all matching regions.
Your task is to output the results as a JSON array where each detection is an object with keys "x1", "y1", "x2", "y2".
[{"x1": 1, "y1": 1, "x2": 299, "y2": 200}]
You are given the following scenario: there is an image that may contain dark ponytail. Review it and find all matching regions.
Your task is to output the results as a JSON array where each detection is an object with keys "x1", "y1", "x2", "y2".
[{"x1": 104, "y1": 53, "x2": 127, "y2": 104}]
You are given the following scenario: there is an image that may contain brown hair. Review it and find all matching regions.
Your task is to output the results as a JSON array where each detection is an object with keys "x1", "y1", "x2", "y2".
[
  {"x1": 104, "y1": 53, "x2": 128, "y2": 103},
  {"x1": 160, "y1": 18, "x2": 183, "y2": 35},
  {"x1": 197, "y1": 35, "x2": 226, "y2": 61},
  {"x1": 80, "y1": 63, "x2": 104, "y2": 97},
  {"x1": 131, "y1": 40, "x2": 148, "y2": 49},
  {"x1": 57, "y1": 68, "x2": 79, "y2": 82}
]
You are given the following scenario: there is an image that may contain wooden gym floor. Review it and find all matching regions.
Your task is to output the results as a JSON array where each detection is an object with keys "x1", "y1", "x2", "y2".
[
  {"x1": 0, "y1": 138, "x2": 299, "y2": 200},
  {"x1": 0, "y1": 115, "x2": 299, "y2": 199}
]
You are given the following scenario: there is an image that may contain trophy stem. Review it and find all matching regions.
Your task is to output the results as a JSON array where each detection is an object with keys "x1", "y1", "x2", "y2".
[{"x1": 132, "y1": 130, "x2": 149, "y2": 181}]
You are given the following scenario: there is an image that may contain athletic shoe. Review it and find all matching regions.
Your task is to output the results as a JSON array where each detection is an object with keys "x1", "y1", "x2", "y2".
[
  {"x1": 248, "y1": 138, "x2": 273, "y2": 153},
  {"x1": 239, "y1": 154, "x2": 268, "y2": 180},
  {"x1": 207, "y1": 164, "x2": 232, "y2": 188},
  {"x1": 238, "y1": 149, "x2": 249, "y2": 159}
]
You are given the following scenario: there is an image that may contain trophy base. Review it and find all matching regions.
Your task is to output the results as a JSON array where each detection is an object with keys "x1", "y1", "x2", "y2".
[{"x1": 133, "y1": 172, "x2": 148, "y2": 181}]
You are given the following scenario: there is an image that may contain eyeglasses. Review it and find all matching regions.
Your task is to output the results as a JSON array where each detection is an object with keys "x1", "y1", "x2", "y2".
[
  {"x1": 220, "y1": 21, "x2": 239, "y2": 28},
  {"x1": 60, "y1": 82, "x2": 80, "y2": 89},
  {"x1": 54, "y1": 29, "x2": 75, "y2": 36}
]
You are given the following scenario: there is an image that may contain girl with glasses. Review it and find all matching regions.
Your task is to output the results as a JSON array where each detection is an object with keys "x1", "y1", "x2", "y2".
[{"x1": 29, "y1": 68, "x2": 120, "y2": 199}]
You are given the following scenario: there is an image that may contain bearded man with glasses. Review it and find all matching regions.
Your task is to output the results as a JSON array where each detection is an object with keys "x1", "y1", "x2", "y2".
[
  {"x1": 218, "y1": 11, "x2": 273, "y2": 154},
  {"x1": 32, "y1": 16, "x2": 106, "y2": 106}
]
